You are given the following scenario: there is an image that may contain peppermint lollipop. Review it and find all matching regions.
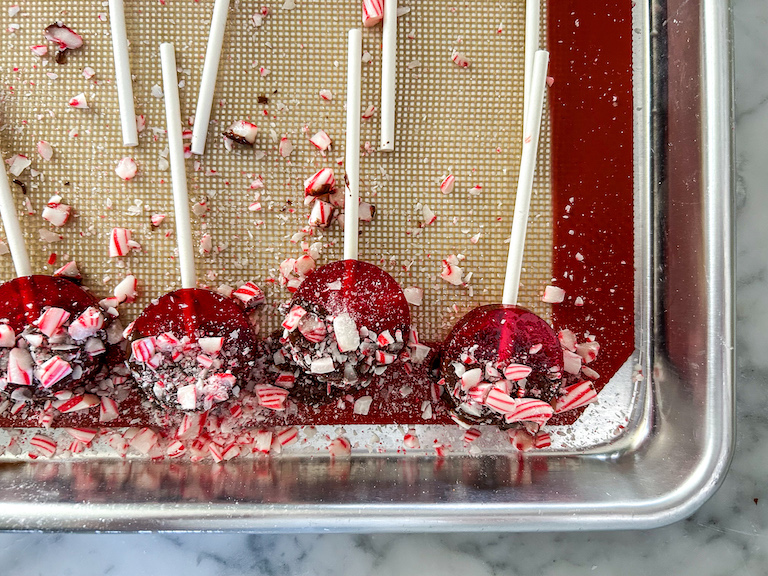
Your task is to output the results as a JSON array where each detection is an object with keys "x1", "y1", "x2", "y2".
[
  {"x1": 127, "y1": 44, "x2": 258, "y2": 412},
  {"x1": 281, "y1": 30, "x2": 410, "y2": 393},
  {"x1": 0, "y1": 155, "x2": 112, "y2": 394},
  {"x1": 440, "y1": 51, "x2": 565, "y2": 430}
]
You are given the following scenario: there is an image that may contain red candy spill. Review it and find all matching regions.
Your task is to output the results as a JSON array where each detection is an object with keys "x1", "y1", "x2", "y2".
[{"x1": 440, "y1": 304, "x2": 564, "y2": 428}]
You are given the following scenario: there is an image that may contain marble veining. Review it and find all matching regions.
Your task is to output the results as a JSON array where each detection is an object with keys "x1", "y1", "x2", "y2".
[{"x1": 0, "y1": 0, "x2": 765, "y2": 573}]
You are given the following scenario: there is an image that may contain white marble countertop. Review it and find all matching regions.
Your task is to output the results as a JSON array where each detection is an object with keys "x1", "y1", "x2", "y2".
[{"x1": 0, "y1": 1, "x2": 762, "y2": 574}]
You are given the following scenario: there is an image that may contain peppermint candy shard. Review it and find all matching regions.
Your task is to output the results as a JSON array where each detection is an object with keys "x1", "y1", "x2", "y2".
[
  {"x1": 503, "y1": 398, "x2": 555, "y2": 426},
  {"x1": 232, "y1": 281, "x2": 265, "y2": 309},
  {"x1": 37, "y1": 356, "x2": 73, "y2": 389},
  {"x1": 533, "y1": 431, "x2": 552, "y2": 449},
  {"x1": 255, "y1": 384, "x2": 289, "y2": 411},
  {"x1": 30, "y1": 434, "x2": 57, "y2": 457},
  {"x1": 554, "y1": 380, "x2": 598, "y2": 414},
  {"x1": 503, "y1": 363, "x2": 533, "y2": 381}
]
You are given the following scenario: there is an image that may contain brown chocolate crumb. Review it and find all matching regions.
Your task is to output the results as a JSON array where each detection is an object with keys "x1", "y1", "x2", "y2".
[{"x1": 12, "y1": 179, "x2": 26, "y2": 195}]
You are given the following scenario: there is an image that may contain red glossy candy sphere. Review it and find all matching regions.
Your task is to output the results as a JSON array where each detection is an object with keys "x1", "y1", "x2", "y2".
[
  {"x1": 282, "y1": 259, "x2": 411, "y2": 391},
  {"x1": 0, "y1": 275, "x2": 99, "y2": 332},
  {"x1": 440, "y1": 304, "x2": 564, "y2": 427},
  {"x1": 129, "y1": 288, "x2": 259, "y2": 411},
  {"x1": 131, "y1": 288, "x2": 255, "y2": 342},
  {"x1": 0, "y1": 275, "x2": 110, "y2": 392},
  {"x1": 292, "y1": 260, "x2": 410, "y2": 336}
]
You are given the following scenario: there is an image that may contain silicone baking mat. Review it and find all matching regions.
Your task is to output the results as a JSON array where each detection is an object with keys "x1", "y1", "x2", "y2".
[{"x1": 0, "y1": 0, "x2": 552, "y2": 343}]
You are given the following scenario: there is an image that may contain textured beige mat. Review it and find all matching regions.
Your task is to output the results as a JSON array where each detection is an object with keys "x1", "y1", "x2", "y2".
[{"x1": 0, "y1": 0, "x2": 550, "y2": 341}]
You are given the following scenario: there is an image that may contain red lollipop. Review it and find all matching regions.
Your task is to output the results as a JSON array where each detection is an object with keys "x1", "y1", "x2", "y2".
[
  {"x1": 280, "y1": 30, "x2": 411, "y2": 393},
  {"x1": 440, "y1": 51, "x2": 565, "y2": 430},
  {"x1": 127, "y1": 44, "x2": 259, "y2": 412},
  {"x1": 0, "y1": 161, "x2": 112, "y2": 395}
]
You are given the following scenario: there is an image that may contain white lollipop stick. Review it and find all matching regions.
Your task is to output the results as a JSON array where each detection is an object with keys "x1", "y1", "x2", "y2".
[
  {"x1": 523, "y1": 0, "x2": 540, "y2": 135},
  {"x1": 0, "y1": 162, "x2": 31, "y2": 278},
  {"x1": 160, "y1": 43, "x2": 196, "y2": 289},
  {"x1": 190, "y1": 0, "x2": 231, "y2": 156},
  {"x1": 108, "y1": 0, "x2": 138, "y2": 147},
  {"x1": 380, "y1": 0, "x2": 397, "y2": 152},
  {"x1": 502, "y1": 50, "x2": 549, "y2": 306},
  {"x1": 344, "y1": 30, "x2": 363, "y2": 261}
]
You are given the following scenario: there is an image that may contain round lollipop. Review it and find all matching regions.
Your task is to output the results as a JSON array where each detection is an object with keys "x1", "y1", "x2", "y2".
[
  {"x1": 281, "y1": 30, "x2": 410, "y2": 393},
  {"x1": 0, "y1": 154, "x2": 112, "y2": 394},
  {"x1": 127, "y1": 43, "x2": 258, "y2": 412},
  {"x1": 440, "y1": 51, "x2": 564, "y2": 429}
]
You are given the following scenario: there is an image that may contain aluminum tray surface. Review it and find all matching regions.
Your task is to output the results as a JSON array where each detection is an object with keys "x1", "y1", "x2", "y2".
[{"x1": 0, "y1": 0, "x2": 734, "y2": 532}]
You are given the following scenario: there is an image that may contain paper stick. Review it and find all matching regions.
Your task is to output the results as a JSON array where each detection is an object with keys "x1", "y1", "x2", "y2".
[
  {"x1": 380, "y1": 0, "x2": 397, "y2": 151},
  {"x1": 523, "y1": 0, "x2": 540, "y2": 135},
  {"x1": 0, "y1": 161, "x2": 31, "y2": 278},
  {"x1": 502, "y1": 50, "x2": 549, "y2": 306},
  {"x1": 344, "y1": 29, "x2": 363, "y2": 261},
  {"x1": 109, "y1": 0, "x2": 138, "y2": 147},
  {"x1": 160, "y1": 43, "x2": 196, "y2": 289},
  {"x1": 190, "y1": 0, "x2": 231, "y2": 156}
]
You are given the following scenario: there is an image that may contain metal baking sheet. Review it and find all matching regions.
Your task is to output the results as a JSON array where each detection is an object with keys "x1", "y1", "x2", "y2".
[{"x1": 0, "y1": 0, "x2": 734, "y2": 532}]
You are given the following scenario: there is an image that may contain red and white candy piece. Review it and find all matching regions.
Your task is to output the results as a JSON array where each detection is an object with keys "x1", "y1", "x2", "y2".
[
  {"x1": 554, "y1": 380, "x2": 598, "y2": 414},
  {"x1": 99, "y1": 397, "x2": 119, "y2": 422},
  {"x1": 282, "y1": 305, "x2": 307, "y2": 331},
  {"x1": 504, "y1": 398, "x2": 554, "y2": 425},
  {"x1": 199, "y1": 336, "x2": 223, "y2": 355},
  {"x1": 542, "y1": 285, "x2": 566, "y2": 303},
  {"x1": 7, "y1": 348, "x2": 33, "y2": 386},
  {"x1": 30, "y1": 45, "x2": 48, "y2": 57},
  {"x1": 231, "y1": 281, "x2": 265, "y2": 309},
  {"x1": 279, "y1": 136, "x2": 293, "y2": 157},
  {"x1": 176, "y1": 384, "x2": 197, "y2": 411},
  {"x1": 576, "y1": 341, "x2": 600, "y2": 364},
  {"x1": 68, "y1": 93, "x2": 89, "y2": 108},
  {"x1": 67, "y1": 306, "x2": 104, "y2": 340},
  {"x1": 53, "y1": 260, "x2": 80, "y2": 279},
  {"x1": 558, "y1": 329, "x2": 577, "y2": 351},
  {"x1": 362, "y1": 0, "x2": 383, "y2": 27},
  {"x1": 503, "y1": 363, "x2": 533, "y2": 381},
  {"x1": 440, "y1": 258, "x2": 464, "y2": 285},
  {"x1": 440, "y1": 174, "x2": 455, "y2": 194},
  {"x1": 109, "y1": 227, "x2": 134, "y2": 257},
  {"x1": 451, "y1": 49, "x2": 471, "y2": 68},
  {"x1": 131, "y1": 336, "x2": 156, "y2": 363},
  {"x1": 309, "y1": 130, "x2": 332, "y2": 151},
  {"x1": 114, "y1": 275, "x2": 138, "y2": 303},
  {"x1": 41, "y1": 196, "x2": 72, "y2": 227},
  {"x1": 29, "y1": 434, "x2": 57, "y2": 458},
  {"x1": 36, "y1": 356, "x2": 73, "y2": 389},
  {"x1": 328, "y1": 436, "x2": 352, "y2": 458},
  {"x1": 36, "y1": 307, "x2": 70, "y2": 337},
  {"x1": 7, "y1": 155, "x2": 30, "y2": 177},
  {"x1": 460, "y1": 367, "x2": 483, "y2": 391},
  {"x1": 0, "y1": 324, "x2": 14, "y2": 347},
  {"x1": 255, "y1": 384, "x2": 289, "y2": 411},
  {"x1": 44, "y1": 23, "x2": 84, "y2": 52},
  {"x1": 309, "y1": 199, "x2": 335, "y2": 228},
  {"x1": 115, "y1": 157, "x2": 138, "y2": 180},
  {"x1": 37, "y1": 141, "x2": 53, "y2": 161},
  {"x1": 223, "y1": 120, "x2": 258, "y2": 145},
  {"x1": 304, "y1": 168, "x2": 336, "y2": 197},
  {"x1": 277, "y1": 427, "x2": 298, "y2": 447}
]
